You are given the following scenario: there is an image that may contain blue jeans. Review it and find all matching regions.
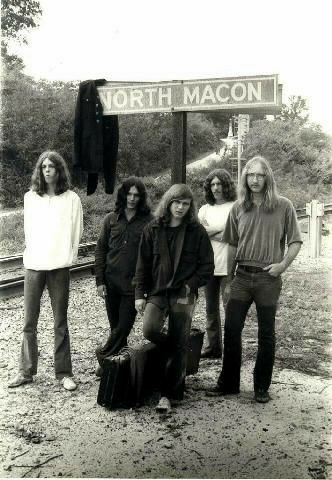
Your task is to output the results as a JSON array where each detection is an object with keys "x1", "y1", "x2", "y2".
[
  {"x1": 218, "y1": 268, "x2": 282, "y2": 393},
  {"x1": 19, "y1": 268, "x2": 73, "y2": 379},
  {"x1": 204, "y1": 275, "x2": 228, "y2": 355},
  {"x1": 142, "y1": 292, "x2": 196, "y2": 400}
]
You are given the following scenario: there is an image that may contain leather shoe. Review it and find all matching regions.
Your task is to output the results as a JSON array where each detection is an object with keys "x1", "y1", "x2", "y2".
[
  {"x1": 255, "y1": 389, "x2": 270, "y2": 403},
  {"x1": 205, "y1": 385, "x2": 239, "y2": 397},
  {"x1": 8, "y1": 374, "x2": 33, "y2": 388}
]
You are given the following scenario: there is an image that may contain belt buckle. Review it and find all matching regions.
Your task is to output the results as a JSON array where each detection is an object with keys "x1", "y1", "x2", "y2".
[{"x1": 240, "y1": 265, "x2": 262, "y2": 273}]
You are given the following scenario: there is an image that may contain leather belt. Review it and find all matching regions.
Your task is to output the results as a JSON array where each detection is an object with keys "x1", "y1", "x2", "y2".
[{"x1": 238, "y1": 265, "x2": 264, "y2": 273}]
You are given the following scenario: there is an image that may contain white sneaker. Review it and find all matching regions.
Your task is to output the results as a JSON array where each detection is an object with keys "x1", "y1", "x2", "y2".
[
  {"x1": 62, "y1": 377, "x2": 77, "y2": 391},
  {"x1": 156, "y1": 396, "x2": 171, "y2": 413},
  {"x1": 8, "y1": 374, "x2": 33, "y2": 388}
]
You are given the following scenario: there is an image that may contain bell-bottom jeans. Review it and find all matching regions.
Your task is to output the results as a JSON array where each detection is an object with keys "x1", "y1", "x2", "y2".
[
  {"x1": 204, "y1": 275, "x2": 228, "y2": 355},
  {"x1": 142, "y1": 292, "x2": 196, "y2": 401},
  {"x1": 218, "y1": 268, "x2": 282, "y2": 393},
  {"x1": 19, "y1": 268, "x2": 73, "y2": 380}
]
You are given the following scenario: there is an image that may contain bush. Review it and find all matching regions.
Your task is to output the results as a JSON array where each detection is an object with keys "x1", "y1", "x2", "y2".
[
  {"x1": 243, "y1": 119, "x2": 332, "y2": 185},
  {"x1": 0, "y1": 212, "x2": 24, "y2": 255}
]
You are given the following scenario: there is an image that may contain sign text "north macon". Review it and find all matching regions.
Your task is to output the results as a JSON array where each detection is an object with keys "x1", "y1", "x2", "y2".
[{"x1": 98, "y1": 75, "x2": 279, "y2": 115}]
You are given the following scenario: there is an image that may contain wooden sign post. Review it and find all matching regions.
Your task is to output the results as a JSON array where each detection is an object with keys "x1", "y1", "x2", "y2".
[{"x1": 171, "y1": 112, "x2": 187, "y2": 184}]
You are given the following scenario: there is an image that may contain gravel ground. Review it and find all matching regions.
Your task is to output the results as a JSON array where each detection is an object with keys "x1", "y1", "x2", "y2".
[{"x1": 0, "y1": 232, "x2": 331, "y2": 479}]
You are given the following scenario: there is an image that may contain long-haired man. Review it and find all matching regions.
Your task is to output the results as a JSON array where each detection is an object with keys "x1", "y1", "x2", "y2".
[
  {"x1": 208, "y1": 156, "x2": 302, "y2": 403},
  {"x1": 9, "y1": 151, "x2": 83, "y2": 391},
  {"x1": 134, "y1": 184, "x2": 214, "y2": 413},
  {"x1": 94, "y1": 177, "x2": 153, "y2": 373},
  {"x1": 198, "y1": 168, "x2": 237, "y2": 359}
]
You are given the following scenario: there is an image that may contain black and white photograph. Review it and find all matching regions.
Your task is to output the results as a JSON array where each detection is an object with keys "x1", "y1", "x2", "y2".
[{"x1": 0, "y1": 0, "x2": 331, "y2": 478}]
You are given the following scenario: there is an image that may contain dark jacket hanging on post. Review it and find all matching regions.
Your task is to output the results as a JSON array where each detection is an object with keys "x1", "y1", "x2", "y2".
[{"x1": 73, "y1": 79, "x2": 119, "y2": 195}]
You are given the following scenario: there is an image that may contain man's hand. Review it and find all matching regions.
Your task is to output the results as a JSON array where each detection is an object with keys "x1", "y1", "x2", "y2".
[
  {"x1": 263, "y1": 263, "x2": 284, "y2": 277},
  {"x1": 177, "y1": 284, "x2": 192, "y2": 304},
  {"x1": 184, "y1": 284, "x2": 191, "y2": 295},
  {"x1": 97, "y1": 284, "x2": 107, "y2": 298},
  {"x1": 223, "y1": 278, "x2": 233, "y2": 304},
  {"x1": 135, "y1": 299, "x2": 146, "y2": 314}
]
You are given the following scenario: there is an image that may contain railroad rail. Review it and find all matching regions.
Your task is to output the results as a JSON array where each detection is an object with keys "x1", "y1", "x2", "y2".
[
  {"x1": 0, "y1": 243, "x2": 96, "y2": 299},
  {"x1": 1, "y1": 203, "x2": 331, "y2": 299},
  {"x1": 0, "y1": 261, "x2": 95, "y2": 299},
  {"x1": 0, "y1": 241, "x2": 97, "y2": 269}
]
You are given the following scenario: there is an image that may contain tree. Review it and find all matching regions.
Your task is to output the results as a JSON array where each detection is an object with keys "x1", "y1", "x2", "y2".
[
  {"x1": 278, "y1": 95, "x2": 309, "y2": 125},
  {"x1": 187, "y1": 113, "x2": 219, "y2": 158},
  {"x1": 1, "y1": 0, "x2": 42, "y2": 69},
  {"x1": 242, "y1": 119, "x2": 332, "y2": 189},
  {"x1": 1, "y1": 0, "x2": 42, "y2": 42},
  {"x1": 1, "y1": 71, "x2": 79, "y2": 206},
  {"x1": 117, "y1": 112, "x2": 219, "y2": 179},
  {"x1": 204, "y1": 111, "x2": 230, "y2": 138}
]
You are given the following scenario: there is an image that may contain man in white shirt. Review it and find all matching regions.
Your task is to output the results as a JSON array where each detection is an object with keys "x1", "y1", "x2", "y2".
[
  {"x1": 198, "y1": 169, "x2": 236, "y2": 358},
  {"x1": 8, "y1": 151, "x2": 83, "y2": 391}
]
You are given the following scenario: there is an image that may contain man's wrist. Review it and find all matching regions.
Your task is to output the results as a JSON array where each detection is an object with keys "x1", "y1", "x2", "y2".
[{"x1": 277, "y1": 261, "x2": 287, "y2": 273}]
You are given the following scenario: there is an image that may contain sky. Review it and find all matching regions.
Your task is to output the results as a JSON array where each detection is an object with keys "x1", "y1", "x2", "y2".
[{"x1": 11, "y1": 0, "x2": 332, "y2": 134}]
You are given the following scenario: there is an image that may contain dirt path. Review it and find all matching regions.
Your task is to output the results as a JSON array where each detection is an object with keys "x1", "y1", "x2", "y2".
[
  {"x1": 1, "y1": 360, "x2": 331, "y2": 478},
  {"x1": 0, "y1": 234, "x2": 331, "y2": 479}
]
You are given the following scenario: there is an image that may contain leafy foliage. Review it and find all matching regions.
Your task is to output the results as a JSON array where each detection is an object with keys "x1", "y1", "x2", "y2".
[
  {"x1": 242, "y1": 119, "x2": 332, "y2": 189},
  {"x1": 278, "y1": 95, "x2": 309, "y2": 125},
  {"x1": 1, "y1": 0, "x2": 42, "y2": 42},
  {"x1": 117, "y1": 113, "x2": 172, "y2": 177},
  {"x1": 1, "y1": 69, "x2": 79, "y2": 206},
  {"x1": 1, "y1": 0, "x2": 42, "y2": 70},
  {"x1": 0, "y1": 69, "x2": 223, "y2": 207}
]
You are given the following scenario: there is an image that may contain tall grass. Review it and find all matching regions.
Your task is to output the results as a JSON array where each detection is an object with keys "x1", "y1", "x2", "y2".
[{"x1": 0, "y1": 213, "x2": 24, "y2": 256}]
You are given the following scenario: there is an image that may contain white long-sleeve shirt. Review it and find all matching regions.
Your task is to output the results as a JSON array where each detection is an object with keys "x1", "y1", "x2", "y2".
[{"x1": 23, "y1": 190, "x2": 83, "y2": 271}]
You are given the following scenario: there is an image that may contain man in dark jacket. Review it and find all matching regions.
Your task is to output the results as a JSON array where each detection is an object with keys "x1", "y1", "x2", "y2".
[
  {"x1": 94, "y1": 177, "x2": 153, "y2": 374},
  {"x1": 134, "y1": 184, "x2": 214, "y2": 413}
]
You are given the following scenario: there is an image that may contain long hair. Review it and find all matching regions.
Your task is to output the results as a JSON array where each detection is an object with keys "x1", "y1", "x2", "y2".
[
  {"x1": 31, "y1": 151, "x2": 71, "y2": 196},
  {"x1": 203, "y1": 168, "x2": 237, "y2": 205},
  {"x1": 154, "y1": 183, "x2": 198, "y2": 224},
  {"x1": 115, "y1": 177, "x2": 151, "y2": 215},
  {"x1": 238, "y1": 156, "x2": 279, "y2": 212}
]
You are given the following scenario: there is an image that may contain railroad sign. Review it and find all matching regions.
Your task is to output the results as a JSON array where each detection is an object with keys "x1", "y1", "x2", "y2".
[{"x1": 98, "y1": 74, "x2": 280, "y2": 115}]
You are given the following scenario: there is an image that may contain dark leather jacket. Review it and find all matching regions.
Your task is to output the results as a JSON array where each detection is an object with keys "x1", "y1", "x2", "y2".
[{"x1": 134, "y1": 219, "x2": 214, "y2": 300}]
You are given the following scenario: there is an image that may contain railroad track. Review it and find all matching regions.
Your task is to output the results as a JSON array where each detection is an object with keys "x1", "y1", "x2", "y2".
[
  {"x1": 1, "y1": 203, "x2": 331, "y2": 299},
  {"x1": 0, "y1": 243, "x2": 96, "y2": 299},
  {"x1": 0, "y1": 261, "x2": 95, "y2": 299}
]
